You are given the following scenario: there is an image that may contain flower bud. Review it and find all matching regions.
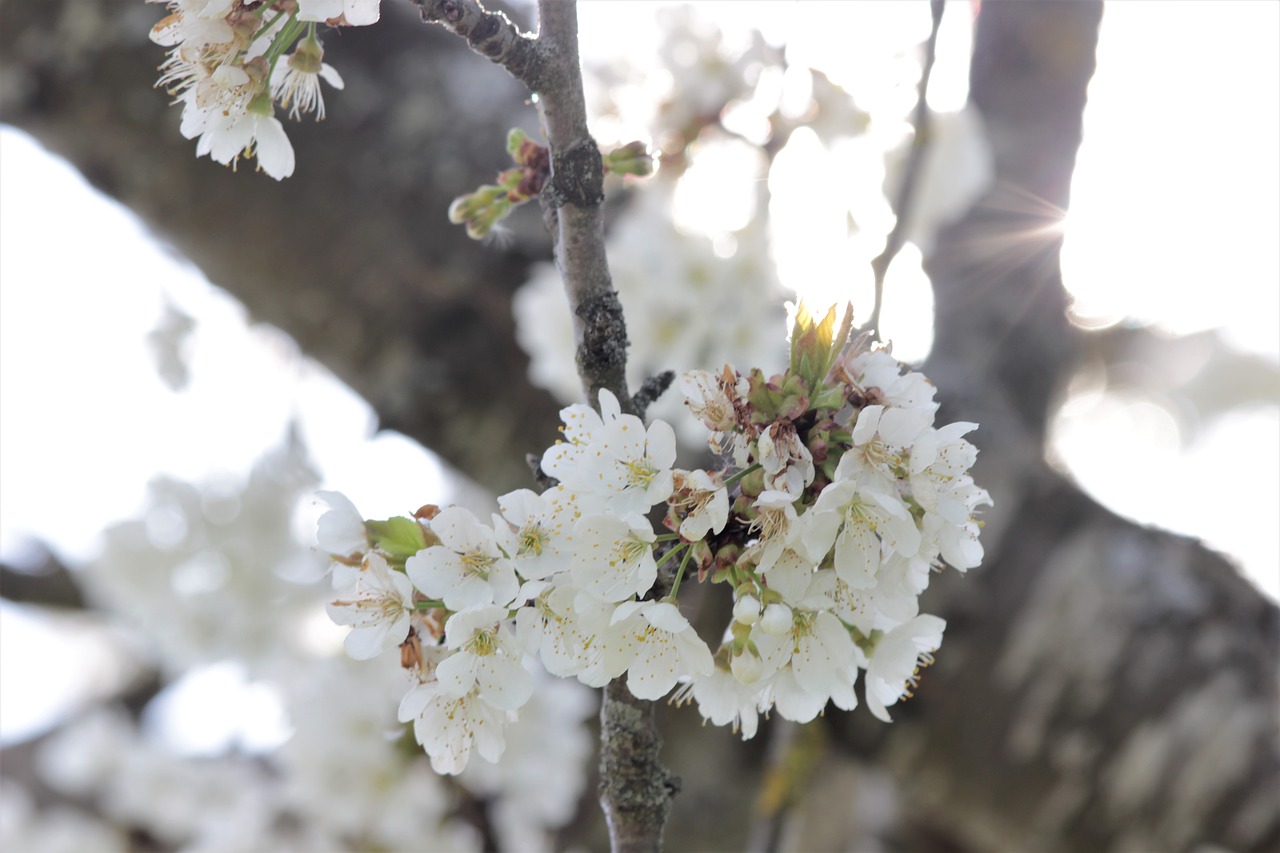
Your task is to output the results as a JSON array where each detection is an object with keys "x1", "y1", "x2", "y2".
[
  {"x1": 789, "y1": 300, "x2": 854, "y2": 392},
  {"x1": 759, "y1": 603, "x2": 792, "y2": 637},
  {"x1": 732, "y1": 595, "x2": 761, "y2": 626},
  {"x1": 604, "y1": 141, "x2": 655, "y2": 177},
  {"x1": 506, "y1": 127, "x2": 529, "y2": 159},
  {"x1": 730, "y1": 649, "x2": 763, "y2": 684}
]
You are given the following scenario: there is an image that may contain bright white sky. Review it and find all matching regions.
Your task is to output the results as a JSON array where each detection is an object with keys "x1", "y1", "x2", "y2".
[{"x1": 1, "y1": 1, "x2": 1277, "y2": 744}]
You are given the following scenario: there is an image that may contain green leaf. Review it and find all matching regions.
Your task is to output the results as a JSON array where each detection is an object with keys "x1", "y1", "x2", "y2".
[{"x1": 367, "y1": 516, "x2": 427, "y2": 561}]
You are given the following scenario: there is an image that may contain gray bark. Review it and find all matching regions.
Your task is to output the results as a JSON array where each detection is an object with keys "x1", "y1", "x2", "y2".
[{"x1": 2, "y1": 1, "x2": 1276, "y2": 850}]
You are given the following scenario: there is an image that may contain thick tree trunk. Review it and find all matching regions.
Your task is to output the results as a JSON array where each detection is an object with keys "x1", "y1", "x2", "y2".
[
  {"x1": 846, "y1": 3, "x2": 1279, "y2": 851},
  {"x1": 3, "y1": 1, "x2": 1276, "y2": 850}
]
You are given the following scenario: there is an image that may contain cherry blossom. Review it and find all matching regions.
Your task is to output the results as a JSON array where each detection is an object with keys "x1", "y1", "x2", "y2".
[
  {"x1": 316, "y1": 492, "x2": 368, "y2": 558},
  {"x1": 669, "y1": 469, "x2": 729, "y2": 541},
  {"x1": 515, "y1": 583, "x2": 601, "y2": 678},
  {"x1": 406, "y1": 507, "x2": 519, "y2": 611},
  {"x1": 326, "y1": 553, "x2": 415, "y2": 660},
  {"x1": 807, "y1": 458, "x2": 922, "y2": 588},
  {"x1": 398, "y1": 681, "x2": 508, "y2": 776},
  {"x1": 753, "y1": 608, "x2": 856, "y2": 700},
  {"x1": 675, "y1": 666, "x2": 765, "y2": 739},
  {"x1": 863, "y1": 614, "x2": 946, "y2": 723},
  {"x1": 603, "y1": 601, "x2": 714, "y2": 701},
  {"x1": 271, "y1": 36, "x2": 345, "y2": 121},
  {"x1": 493, "y1": 487, "x2": 578, "y2": 581},
  {"x1": 296, "y1": 0, "x2": 381, "y2": 26},
  {"x1": 569, "y1": 513, "x2": 657, "y2": 603},
  {"x1": 191, "y1": 98, "x2": 296, "y2": 181},
  {"x1": 438, "y1": 606, "x2": 534, "y2": 711}
]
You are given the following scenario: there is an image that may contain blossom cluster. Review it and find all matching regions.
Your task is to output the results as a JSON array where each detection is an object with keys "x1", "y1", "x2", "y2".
[
  {"x1": 147, "y1": 0, "x2": 379, "y2": 179},
  {"x1": 319, "y1": 305, "x2": 989, "y2": 774},
  {"x1": 47, "y1": 430, "x2": 592, "y2": 852}
]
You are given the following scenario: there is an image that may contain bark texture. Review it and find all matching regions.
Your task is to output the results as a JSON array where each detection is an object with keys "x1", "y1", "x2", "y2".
[{"x1": 2, "y1": 1, "x2": 1276, "y2": 851}]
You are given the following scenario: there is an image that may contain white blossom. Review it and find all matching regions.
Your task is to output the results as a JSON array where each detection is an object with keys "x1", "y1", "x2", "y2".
[
  {"x1": 732, "y1": 594, "x2": 761, "y2": 626},
  {"x1": 864, "y1": 614, "x2": 945, "y2": 722},
  {"x1": 575, "y1": 601, "x2": 710, "y2": 695},
  {"x1": 807, "y1": 454, "x2": 922, "y2": 588},
  {"x1": 749, "y1": 488, "x2": 803, "y2": 574},
  {"x1": 438, "y1": 606, "x2": 534, "y2": 711},
  {"x1": 296, "y1": 0, "x2": 381, "y2": 26},
  {"x1": 149, "y1": 0, "x2": 236, "y2": 53},
  {"x1": 587, "y1": 414, "x2": 678, "y2": 513},
  {"x1": 759, "y1": 545, "x2": 817, "y2": 605},
  {"x1": 675, "y1": 665, "x2": 765, "y2": 739},
  {"x1": 729, "y1": 647, "x2": 765, "y2": 684},
  {"x1": 670, "y1": 468, "x2": 729, "y2": 541},
  {"x1": 840, "y1": 349, "x2": 939, "y2": 414},
  {"x1": 820, "y1": 563, "x2": 921, "y2": 637},
  {"x1": 569, "y1": 513, "x2": 657, "y2": 603},
  {"x1": 763, "y1": 666, "x2": 829, "y2": 723},
  {"x1": 543, "y1": 390, "x2": 677, "y2": 514},
  {"x1": 179, "y1": 64, "x2": 255, "y2": 138},
  {"x1": 190, "y1": 100, "x2": 296, "y2": 181},
  {"x1": 540, "y1": 392, "x2": 615, "y2": 482},
  {"x1": 605, "y1": 601, "x2": 714, "y2": 700},
  {"x1": 270, "y1": 45, "x2": 345, "y2": 121},
  {"x1": 909, "y1": 422, "x2": 980, "y2": 517},
  {"x1": 315, "y1": 490, "x2": 368, "y2": 558},
  {"x1": 398, "y1": 680, "x2": 508, "y2": 776},
  {"x1": 494, "y1": 486, "x2": 578, "y2": 581},
  {"x1": 757, "y1": 422, "x2": 815, "y2": 495},
  {"x1": 515, "y1": 582, "x2": 604, "y2": 678},
  {"x1": 753, "y1": 609, "x2": 856, "y2": 700},
  {"x1": 406, "y1": 507, "x2": 519, "y2": 611},
  {"x1": 326, "y1": 552, "x2": 415, "y2": 660},
  {"x1": 758, "y1": 602, "x2": 793, "y2": 637},
  {"x1": 680, "y1": 367, "x2": 752, "y2": 463}
]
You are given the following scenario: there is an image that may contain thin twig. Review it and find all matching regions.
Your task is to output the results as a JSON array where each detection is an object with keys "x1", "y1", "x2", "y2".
[{"x1": 862, "y1": 0, "x2": 946, "y2": 342}]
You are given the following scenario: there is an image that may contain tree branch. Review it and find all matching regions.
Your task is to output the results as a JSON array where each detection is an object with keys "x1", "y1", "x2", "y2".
[
  {"x1": 528, "y1": 4, "x2": 670, "y2": 848},
  {"x1": 533, "y1": 0, "x2": 629, "y2": 409},
  {"x1": 415, "y1": 0, "x2": 542, "y2": 89},
  {"x1": 863, "y1": 0, "x2": 945, "y2": 341},
  {"x1": 423, "y1": 2, "x2": 670, "y2": 848},
  {"x1": 598, "y1": 680, "x2": 679, "y2": 853}
]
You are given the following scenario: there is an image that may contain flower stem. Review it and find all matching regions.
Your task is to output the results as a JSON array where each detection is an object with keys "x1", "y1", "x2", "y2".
[
  {"x1": 723, "y1": 463, "x2": 761, "y2": 489},
  {"x1": 666, "y1": 546, "x2": 693, "y2": 602},
  {"x1": 654, "y1": 542, "x2": 685, "y2": 569}
]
